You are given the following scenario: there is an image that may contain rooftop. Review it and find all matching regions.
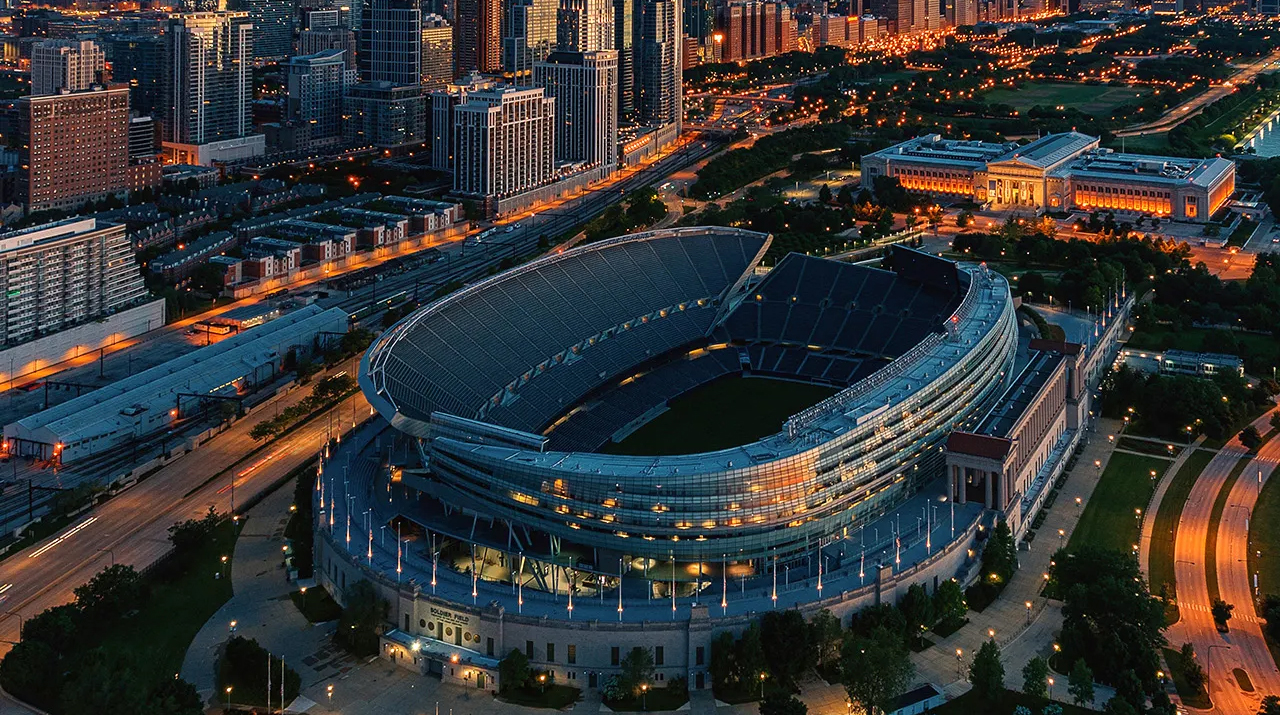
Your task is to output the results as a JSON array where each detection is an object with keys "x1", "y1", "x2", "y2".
[
  {"x1": 991, "y1": 132, "x2": 1097, "y2": 170},
  {"x1": 975, "y1": 349, "x2": 1066, "y2": 438}
]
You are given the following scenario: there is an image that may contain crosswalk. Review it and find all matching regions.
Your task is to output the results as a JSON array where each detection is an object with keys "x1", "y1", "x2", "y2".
[{"x1": 1176, "y1": 601, "x2": 1261, "y2": 624}]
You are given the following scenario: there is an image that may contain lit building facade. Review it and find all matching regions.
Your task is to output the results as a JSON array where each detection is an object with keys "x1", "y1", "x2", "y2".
[
  {"x1": 31, "y1": 39, "x2": 105, "y2": 96},
  {"x1": 422, "y1": 14, "x2": 454, "y2": 89},
  {"x1": 533, "y1": 50, "x2": 618, "y2": 176},
  {"x1": 286, "y1": 49, "x2": 356, "y2": 148},
  {"x1": 452, "y1": 85, "x2": 555, "y2": 202},
  {"x1": 18, "y1": 85, "x2": 130, "y2": 213},
  {"x1": 714, "y1": 0, "x2": 796, "y2": 61},
  {"x1": 503, "y1": 0, "x2": 558, "y2": 85},
  {"x1": 359, "y1": 0, "x2": 423, "y2": 87},
  {"x1": 862, "y1": 133, "x2": 1235, "y2": 222},
  {"x1": 454, "y1": 0, "x2": 501, "y2": 74},
  {"x1": 163, "y1": 13, "x2": 262, "y2": 163}
]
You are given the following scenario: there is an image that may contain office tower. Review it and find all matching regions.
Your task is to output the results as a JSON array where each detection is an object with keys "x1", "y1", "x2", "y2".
[
  {"x1": 558, "y1": 0, "x2": 614, "y2": 51},
  {"x1": 106, "y1": 35, "x2": 165, "y2": 114},
  {"x1": 360, "y1": 0, "x2": 423, "y2": 86},
  {"x1": 129, "y1": 115, "x2": 157, "y2": 159},
  {"x1": 163, "y1": 13, "x2": 262, "y2": 163},
  {"x1": 452, "y1": 85, "x2": 554, "y2": 201},
  {"x1": 638, "y1": 0, "x2": 680, "y2": 129},
  {"x1": 244, "y1": 0, "x2": 294, "y2": 60},
  {"x1": 344, "y1": 82, "x2": 429, "y2": 148},
  {"x1": 298, "y1": 27, "x2": 358, "y2": 67},
  {"x1": 30, "y1": 39, "x2": 105, "y2": 96},
  {"x1": 683, "y1": 0, "x2": 712, "y2": 42},
  {"x1": 422, "y1": 14, "x2": 454, "y2": 89},
  {"x1": 430, "y1": 72, "x2": 494, "y2": 170},
  {"x1": 503, "y1": 0, "x2": 557, "y2": 85},
  {"x1": 613, "y1": 0, "x2": 637, "y2": 117},
  {"x1": 287, "y1": 49, "x2": 355, "y2": 147},
  {"x1": 0, "y1": 218, "x2": 148, "y2": 347},
  {"x1": 18, "y1": 86, "x2": 129, "y2": 213},
  {"x1": 533, "y1": 50, "x2": 617, "y2": 176},
  {"x1": 454, "y1": 0, "x2": 501, "y2": 75},
  {"x1": 714, "y1": 0, "x2": 795, "y2": 61}
]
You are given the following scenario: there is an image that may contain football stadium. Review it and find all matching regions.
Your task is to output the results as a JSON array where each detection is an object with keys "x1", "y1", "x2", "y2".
[{"x1": 317, "y1": 226, "x2": 1031, "y2": 690}]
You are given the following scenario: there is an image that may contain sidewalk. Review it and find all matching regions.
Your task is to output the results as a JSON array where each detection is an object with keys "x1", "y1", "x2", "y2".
[
  {"x1": 910, "y1": 418, "x2": 1124, "y2": 710},
  {"x1": 181, "y1": 482, "x2": 346, "y2": 706}
]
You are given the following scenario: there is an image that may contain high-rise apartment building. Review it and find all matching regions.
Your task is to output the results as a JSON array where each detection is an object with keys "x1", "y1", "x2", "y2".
[
  {"x1": 360, "y1": 0, "x2": 423, "y2": 86},
  {"x1": 558, "y1": 0, "x2": 615, "y2": 52},
  {"x1": 106, "y1": 35, "x2": 165, "y2": 114},
  {"x1": 243, "y1": 0, "x2": 294, "y2": 60},
  {"x1": 0, "y1": 218, "x2": 148, "y2": 347},
  {"x1": 18, "y1": 85, "x2": 130, "y2": 213},
  {"x1": 453, "y1": 0, "x2": 501, "y2": 75},
  {"x1": 430, "y1": 72, "x2": 495, "y2": 170},
  {"x1": 533, "y1": 50, "x2": 618, "y2": 176},
  {"x1": 422, "y1": 13, "x2": 454, "y2": 89},
  {"x1": 638, "y1": 0, "x2": 680, "y2": 129},
  {"x1": 503, "y1": 0, "x2": 557, "y2": 85},
  {"x1": 298, "y1": 27, "x2": 358, "y2": 68},
  {"x1": 345, "y1": 82, "x2": 430, "y2": 148},
  {"x1": 683, "y1": 0, "x2": 712, "y2": 42},
  {"x1": 286, "y1": 49, "x2": 355, "y2": 147},
  {"x1": 30, "y1": 39, "x2": 105, "y2": 96},
  {"x1": 163, "y1": 13, "x2": 263, "y2": 163},
  {"x1": 714, "y1": 0, "x2": 795, "y2": 61},
  {"x1": 452, "y1": 85, "x2": 555, "y2": 201}
]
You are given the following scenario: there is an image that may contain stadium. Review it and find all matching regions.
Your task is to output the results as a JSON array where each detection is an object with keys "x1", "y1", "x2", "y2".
[{"x1": 317, "y1": 226, "x2": 1019, "y2": 690}]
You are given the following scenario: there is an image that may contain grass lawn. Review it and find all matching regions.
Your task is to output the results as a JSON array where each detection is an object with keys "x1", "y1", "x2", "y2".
[
  {"x1": 603, "y1": 375, "x2": 837, "y2": 456},
  {"x1": 1148, "y1": 449, "x2": 1216, "y2": 612},
  {"x1": 1117, "y1": 436, "x2": 1181, "y2": 459},
  {"x1": 97, "y1": 518, "x2": 239, "y2": 682},
  {"x1": 290, "y1": 587, "x2": 342, "y2": 623},
  {"x1": 1068, "y1": 453, "x2": 1171, "y2": 555},
  {"x1": 499, "y1": 684, "x2": 582, "y2": 709},
  {"x1": 1106, "y1": 132, "x2": 1171, "y2": 155},
  {"x1": 1163, "y1": 647, "x2": 1212, "y2": 709},
  {"x1": 984, "y1": 82, "x2": 1152, "y2": 116},
  {"x1": 1126, "y1": 326, "x2": 1279, "y2": 378},
  {"x1": 1248, "y1": 463, "x2": 1280, "y2": 670},
  {"x1": 1206, "y1": 454, "x2": 1252, "y2": 604},
  {"x1": 925, "y1": 688, "x2": 1093, "y2": 714}
]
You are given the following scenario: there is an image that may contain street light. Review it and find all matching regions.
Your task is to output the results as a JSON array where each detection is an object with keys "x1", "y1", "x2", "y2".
[
  {"x1": 1025, "y1": 600, "x2": 1032, "y2": 624},
  {"x1": 955, "y1": 648, "x2": 963, "y2": 677},
  {"x1": 1048, "y1": 676, "x2": 1054, "y2": 699},
  {"x1": 326, "y1": 684, "x2": 334, "y2": 703},
  {"x1": 641, "y1": 683, "x2": 649, "y2": 711},
  {"x1": 229, "y1": 620, "x2": 237, "y2": 635},
  {"x1": 225, "y1": 686, "x2": 233, "y2": 711},
  {"x1": 759, "y1": 671, "x2": 767, "y2": 699}
]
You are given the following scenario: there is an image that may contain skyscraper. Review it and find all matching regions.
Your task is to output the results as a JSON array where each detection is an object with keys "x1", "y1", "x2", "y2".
[
  {"x1": 244, "y1": 0, "x2": 294, "y2": 60},
  {"x1": 452, "y1": 85, "x2": 555, "y2": 202},
  {"x1": 360, "y1": 0, "x2": 423, "y2": 86},
  {"x1": 714, "y1": 0, "x2": 795, "y2": 61},
  {"x1": 163, "y1": 13, "x2": 263, "y2": 163},
  {"x1": 286, "y1": 49, "x2": 355, "y2": 147},
  {"x1": 683, "y1": 0, "x2": 712, "y2": 43},
  {"x1": 18, "y1": 86, "x2": 130, "y2": 213},
  {"x1": 453, "y1": 0, "x2": 501, "y2": 75},
  {"x1": 298, "y1": 27, "x2": 358, "y2": 68},
  {"x1": 558, "y1": 0, "x2": 614, "y2": 52},
  {"x1": 430, "y1": 72, "x2": 495, "y2": 170},
  {"x1": 422, "y1": 13, "x2": 454, "y2": 89},
  {"x1": 638, "y1": 0, "x2": 680, "y2": 130},
  {"x1": 30, "y1": 39, "x2": 105, "y2": 96},
  {"x1": 107, "y1": 35, "x2": 165, "y2": 114},
  {"x1": 503, "y1": 0, "x2": 557, "y2": 85},
  {"x1": 613, "y1": 0, "x2": 640, "y2": 119},
  {"x1": 533, "y1": 50, "x2": 617, "y2": 176}
]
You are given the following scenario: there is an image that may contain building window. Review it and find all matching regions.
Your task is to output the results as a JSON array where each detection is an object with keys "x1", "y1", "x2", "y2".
[
  {"x1": 547, "y1": 643, "x2": 556, "y2": 662},
  {"x1": 527, "y1": 641, "x2": 534, "y2": 660},
  {"x1": 611, "y1": 647, "x2": 620, "y2": 666},
  {"x1": 696, "y1": 647, "x2": 705, "y2": 666},
  {"x1": 568, "y1": 645, "x2": 577, "y2": 664},
  {"x1": 488, "y1": 638, "x2": 495, "y2": 657},
  {"x1": 655, "y1": 646, "x2": 664, "y2": 666}
]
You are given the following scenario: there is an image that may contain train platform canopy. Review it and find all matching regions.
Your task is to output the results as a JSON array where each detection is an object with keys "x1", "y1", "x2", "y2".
[{"x1": 4, "y1": 305, "x2": 349, "y2": 463}]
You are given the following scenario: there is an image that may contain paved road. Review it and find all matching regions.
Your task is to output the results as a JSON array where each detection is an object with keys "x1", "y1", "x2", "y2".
[
  {"x1": 1171, "y1": 409, "x2": 1277, "y2": 715},
  {"x1": 1217, "y1": 418, "x2": 1280, "y2": 710},
  {"x1": 1115, "y1": 51, "x2": 1280, "y2": 138}
]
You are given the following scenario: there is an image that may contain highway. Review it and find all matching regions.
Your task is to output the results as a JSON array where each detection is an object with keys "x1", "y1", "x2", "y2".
[
  {"x1": 1115, "y1": 51, "x2": 1280, "y2": 138},
  {"x1": 1172, "y1": 409, "x2": 1279, "y2": 715}
]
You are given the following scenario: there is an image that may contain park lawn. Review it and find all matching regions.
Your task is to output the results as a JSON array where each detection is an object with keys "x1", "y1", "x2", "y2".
[
  {"x1": 1127, "y1": 326, "x2": 1279, "y2": 378},
  {"x1": 1206, "y1": 454, "x2": 1252, "y2": 604},
  {"x1": 1106, "y1": 132, "x2": 1171, "y2": 155},
  {"x1": 606, "y1": 687, "x2": 690, "y2": 712},
  {"x1": 925, "y1": 689, "x2": 1094, "y2": 714},
  {"x1": 1163, "y1": 648, "x2": 1212, "y2": 709},
  {"x1": 96, "y1": 518, "x2": 240, "y2": 682},
  {"x1": 499, "y1": 684, "x2": 582, "y2": 709},
  {"x1": 984, "y1": 82, "x2": 1153, "y2": 116},
  {"x1": 1118, "y1": 436, "x2": 1182, "y2": 458},
  {"x1": 1248, "y1": 463, "x2": 1280, "y2": 677},
  {"x1": 1068, "y1": 453, "x2": 1171, "y2": 555},
  {"x1": 1148, "y1": 449, "x2": 1216, "y2": 614}
]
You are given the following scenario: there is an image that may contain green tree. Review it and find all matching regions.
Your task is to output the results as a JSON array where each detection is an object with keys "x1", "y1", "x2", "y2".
[
  {"x1": 21, "y1": 603, "x2": 80, "y2": 653},
  {"x1": 841, "y1": 626, "x2": 914, "y2": 715},
  {"x1": 1270, "y1": 412, "x2": 1280, "y2": 434},
  {"x1": 619, "y1": 647, "x2": 655, "y2": 696},
  {"x1": 74, "y1": 565, "x2": 145, "y2": 628},
  {"x1": 969, "y1": 639, "x2": 1005, "y2": 703},
  {"x1": 167, "y1": 506, "x2": 224, "y2": 555},
  {"x1": 58, "y1": 648, "x2": 149, "y2": 715},
  {"x1": 1212, "y1": 599, "x2": 1235, "y2": 629},
  {"x1": 1021, "y1": 656, "x2": 1049, "y2": 699},
  {"x1": 838, "y1": 184, "x2": 855, "y2": 207},
  {"x1": 334, "y1": 580, "x2": 388, "y2": 657},
  {"x1": 819, "y1": 184, "x2": 833, "y2": 204},
  {"x1": 499, "y1": 650, "x2": 530, "y2": 694},
  {"x1": 146, "y1": 678, "x2": 204, "y2": 715},
  {"x1": 0, "y1": 640, "x2": 61, "y2": 711},
  {"x1": 709, "y1": 631, "x2": 736, "y2": 692},
  {"x1": 217, "y1": 636, "x2": 301, "y2": 707},
  {"x1": 735, "y1": 623, "x2": 767, "y2": 690},
  {"x1": 899, "y1": 584, "x2": 934, "y2": 645},
  {"x1": 957, "y1": 209, "x2": 974, "y2": 228},
  {"x1": 761, "y1": 610, "x2": 812, "y2": 685},
  {"x1": 1241, "y1": 426, "x2": 1263, "y2": 452},
  {"x1": 933, "y1": 579, "x2": 968, "y2": 631},
  {"x1": 808, "y1": 609, "x2": 844, "y2": 670},
  {"x1": 982, "y1": 521, "x2": 1018, "y2": 589},
  {"x1": 1180, "y1": 643, "x2": 1205, "y2": 692},
  {"x1": 760, "y1": 691, "x2": 808, "y2": 715},
  {"x1": 1068, "y1": 659, "x2": 1095, "y2": 707},
  {"x1": 1259, "y1": 695, "x2": 1280, "y2": 715}
]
